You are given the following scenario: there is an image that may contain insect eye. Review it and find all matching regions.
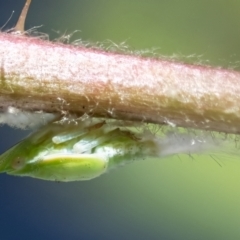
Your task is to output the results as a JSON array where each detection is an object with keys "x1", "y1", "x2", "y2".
[{"x1": 11, "y1": 157, "x2": 25, "y2": 170}]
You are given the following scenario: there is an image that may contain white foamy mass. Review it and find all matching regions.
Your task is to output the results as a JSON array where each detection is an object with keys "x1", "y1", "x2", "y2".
[
  {"x1": 0, "y1": 107, "x2": 58, "y2": 129},
  {"x1": 141, "y1": 125, "x2": 240, "y2": 159},
  {"x1": 154, "y1": 131, "x2": 219, "y2": 157}
]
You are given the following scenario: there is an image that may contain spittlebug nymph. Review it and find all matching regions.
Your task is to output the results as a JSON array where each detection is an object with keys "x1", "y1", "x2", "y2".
[
  {"x1": 0, "y1": 118, "x2": 221, "y2": 182},
  {"x1": 0, "y1": 119, "x2": 157, "y2": 181}
]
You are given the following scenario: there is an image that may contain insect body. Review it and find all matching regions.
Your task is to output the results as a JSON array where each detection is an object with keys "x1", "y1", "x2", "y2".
[
  {"x1": 0, "y1": 118, "x2": 219, "y2": 182},
  {"x1": 0, "y1": 119, "x2": 158, "y2": 181}
]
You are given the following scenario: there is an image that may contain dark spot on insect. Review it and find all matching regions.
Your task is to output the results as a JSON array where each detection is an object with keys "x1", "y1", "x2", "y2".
[
  {"x1": 82, "y1": 105, "x2": 85, "y2": 109},
  {"x1": 11, "y1": 157, "x2": 25, "y2": 170}
]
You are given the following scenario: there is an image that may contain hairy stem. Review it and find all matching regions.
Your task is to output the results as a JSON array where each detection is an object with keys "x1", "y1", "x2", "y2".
[{"x1": 0, "y1": 32, "x2": 240, "y2": 133}]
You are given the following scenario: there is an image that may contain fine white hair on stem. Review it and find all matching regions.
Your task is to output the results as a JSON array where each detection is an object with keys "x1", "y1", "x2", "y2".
[{"x1": 0, "y1": 107, "x2": 59, "y2": 129}]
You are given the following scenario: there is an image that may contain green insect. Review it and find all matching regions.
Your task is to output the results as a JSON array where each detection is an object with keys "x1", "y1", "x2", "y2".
[{"x1": 0, "y1": 119, "x2": 159, "y2": 181}]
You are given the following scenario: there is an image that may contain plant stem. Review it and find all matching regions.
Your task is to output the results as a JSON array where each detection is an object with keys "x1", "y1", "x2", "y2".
[{"x1": 0, "y1": 32, "x2": 240, "y2": 133}]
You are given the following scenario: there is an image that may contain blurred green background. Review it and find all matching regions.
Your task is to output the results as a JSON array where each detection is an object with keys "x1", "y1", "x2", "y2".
[{"x1": 1, "y1": 0, "x2": 240, "y2": 239}]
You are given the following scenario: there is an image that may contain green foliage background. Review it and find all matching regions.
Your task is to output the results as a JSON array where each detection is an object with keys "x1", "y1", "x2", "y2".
[{"x1": 1, "y1": 0, "x2": 240, "y2": 239}]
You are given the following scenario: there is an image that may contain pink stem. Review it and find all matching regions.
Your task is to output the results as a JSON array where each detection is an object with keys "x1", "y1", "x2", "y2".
[{"x1": 0, "y1": 32, "x2": 240, "y2": 133}]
